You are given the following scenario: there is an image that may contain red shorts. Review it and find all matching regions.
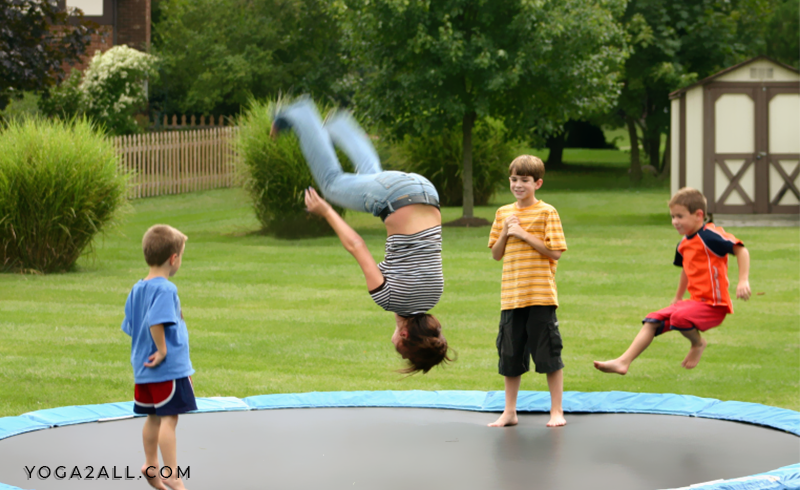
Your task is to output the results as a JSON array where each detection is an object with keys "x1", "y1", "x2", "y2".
[
  {"x1": 134, "y1": 377, "x2": 197, "y2": 416},
  {"x1": 644, "y1": 300, "x2": 728, "y2": 336}
]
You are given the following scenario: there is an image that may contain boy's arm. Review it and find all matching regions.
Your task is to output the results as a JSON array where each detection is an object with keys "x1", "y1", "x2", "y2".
[
  {"x1": 733, "y1": 245, "x2": 751, "y2": 300},
  {"x1": 305, "y1": 188, "x2": 384, "y2": 291},
  {"x1": 144, "y1": 324, "x2": 167, "y2": 367},
  {"x1": 672, "y1": 269, "x2": 689, "y2": 305},
  {"x1": 507, "y1": 223, "x2": 563, "y2": 261}
]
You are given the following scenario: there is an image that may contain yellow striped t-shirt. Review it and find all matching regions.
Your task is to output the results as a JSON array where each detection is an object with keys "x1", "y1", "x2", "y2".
[{"x1": 488, "y1": 200, "x2": 567, "y2": 310}]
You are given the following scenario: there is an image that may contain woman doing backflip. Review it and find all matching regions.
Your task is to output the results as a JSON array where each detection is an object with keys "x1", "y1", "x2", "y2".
[{"x1": 271, "y1": 97, "x2": 452, "y2": 374}]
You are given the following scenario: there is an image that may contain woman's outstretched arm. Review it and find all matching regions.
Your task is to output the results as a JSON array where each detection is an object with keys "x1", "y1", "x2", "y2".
[{"x1": 304, "y1": 188, "x2": 385, "y2": 291}]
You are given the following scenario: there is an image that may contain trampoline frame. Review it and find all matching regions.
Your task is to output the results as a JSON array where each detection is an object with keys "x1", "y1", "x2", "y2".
[{"x1": 1, "y1": 390, "x2": 798, "y2": 490}]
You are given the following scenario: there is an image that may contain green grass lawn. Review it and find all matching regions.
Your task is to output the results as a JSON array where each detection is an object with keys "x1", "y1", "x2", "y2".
[{"x1": 1, "y1": 157, "x2": 798, "y2": 417}]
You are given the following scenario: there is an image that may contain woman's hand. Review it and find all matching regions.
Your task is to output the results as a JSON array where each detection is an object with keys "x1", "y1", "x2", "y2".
[{"x1": 305, "y1": 187, "x2": 333, "y2": 217}]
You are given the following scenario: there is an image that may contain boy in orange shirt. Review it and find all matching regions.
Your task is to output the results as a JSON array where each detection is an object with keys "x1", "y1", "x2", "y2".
[
  {"x1": 594, "y1": 187, "x2": 751, "y2": 374},
  {"x1": 488, "y1": 155, "x2": 568, "y2": 428}
]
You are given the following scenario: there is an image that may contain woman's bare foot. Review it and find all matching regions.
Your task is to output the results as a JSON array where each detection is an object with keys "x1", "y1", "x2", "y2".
[
  {"x1": 488, "y1": 411, "x2": 518, "y2": 427},
  {"x1": 593, "y1": 359, "x2": 628, "y2": 375},
  {"x1": 141, "y1": 464, "x2": 167, "y2": 490},
  {"x1": 681, "y1": 338, "x2": 707, "y2": 369},
  {"x1": 546, "y1": 411, "x2": 566, "y2": 427}
]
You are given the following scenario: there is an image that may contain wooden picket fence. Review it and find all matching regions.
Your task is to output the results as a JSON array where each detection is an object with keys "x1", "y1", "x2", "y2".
[{"x1": 114, "y1": 127, "x2": 239, "y2": 199}]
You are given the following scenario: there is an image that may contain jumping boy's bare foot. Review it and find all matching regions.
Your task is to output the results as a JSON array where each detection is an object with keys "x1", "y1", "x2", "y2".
[
  {"x1": 546, "y1": 411, "x2": 566, "y2": 427},
  {"x1": 141, "y1": 464, "x2": 167, "y2": 490},
  {"x1": 593, "y1": 359, "x2": 628, "y2": 375},
  {"x1": 681, "y1": 338, "x2": 707, "y2": 369},
  {"x1": 488, "y1": 412, "x2": 518, "y2": 427},
  {"x1": 162, "y1": 476, "x2": 188, "y2": 490}
]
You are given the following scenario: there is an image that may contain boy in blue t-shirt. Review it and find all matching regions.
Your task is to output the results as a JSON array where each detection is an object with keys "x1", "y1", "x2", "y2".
[{"x1": 122, "y1": 224, "x2": 195, "y2": 490}]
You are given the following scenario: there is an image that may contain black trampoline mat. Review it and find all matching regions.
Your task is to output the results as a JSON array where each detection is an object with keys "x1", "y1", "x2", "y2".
[{"x1": 1, "y1": 408, "x2": 798, "y2": 490}]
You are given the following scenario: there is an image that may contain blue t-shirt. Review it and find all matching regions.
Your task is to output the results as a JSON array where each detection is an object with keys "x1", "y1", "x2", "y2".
[{"x1": 121, "y1": 277, "x2": 194, "y2": 384}]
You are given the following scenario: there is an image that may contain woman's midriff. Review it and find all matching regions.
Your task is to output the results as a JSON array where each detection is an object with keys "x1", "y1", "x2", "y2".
[{"x1": 384, "y1": 204, "x2": 441, "y2": 236}]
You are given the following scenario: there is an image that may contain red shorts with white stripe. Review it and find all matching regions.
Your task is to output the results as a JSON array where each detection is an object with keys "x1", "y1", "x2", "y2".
[
  {"x1": 644, "y1": 300, "x2": 729, "y2": 337},
  {"x1": 134, "y1": 377, "x2": 197, "y2": 416}
]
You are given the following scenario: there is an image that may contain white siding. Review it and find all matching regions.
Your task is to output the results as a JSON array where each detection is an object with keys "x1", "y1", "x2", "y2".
[
  {"x1": 685, "y1": 86, "x2": 704, "y2": 192},
  {"x1": 671, "y1": 98, "x2": 681, "y2": 195},
  {"x1": 716, "y1": 60, "x2": 800, "y2": 83}
]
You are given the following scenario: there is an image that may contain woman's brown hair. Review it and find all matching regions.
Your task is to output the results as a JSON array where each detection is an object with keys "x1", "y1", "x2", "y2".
[{"x1": 396, "y1": 313, "x2": 455, "y2": 374}]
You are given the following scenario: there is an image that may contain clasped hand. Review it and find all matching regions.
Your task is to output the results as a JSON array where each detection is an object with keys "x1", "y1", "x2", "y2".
[{"x1": 504, "y1": 215, "x2": 526, "y2": 239}]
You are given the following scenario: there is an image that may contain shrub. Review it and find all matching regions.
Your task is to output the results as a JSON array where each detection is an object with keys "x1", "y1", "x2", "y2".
[
  {"x1": 80, "y1": 45, "x2": 157, "y2": 135},
  {"x1": 39, "y1": 45, "x2": 158, "y2": 136},
  {"x1": 0, "y1": 118, "x2": 129, "y2": 273},
  {"x1": 391, "y1": 119, "x2": 515, "y2": 206},
  {"x1": 38, "y1": 70, "x2": 83, "y2": 121},
  {"x1": 238, "y1": 98, "x2": 348, "y2": 238}
]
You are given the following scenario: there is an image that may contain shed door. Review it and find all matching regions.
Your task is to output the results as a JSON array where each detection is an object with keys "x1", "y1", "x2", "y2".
[{"x1": 705, "y1": 83, "x2": 800, "y2": 214}]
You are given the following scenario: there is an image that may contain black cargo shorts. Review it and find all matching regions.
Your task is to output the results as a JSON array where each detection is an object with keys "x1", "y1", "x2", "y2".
[{"x1": 496, "y1": 305, "x2": 564, "y2": 376}]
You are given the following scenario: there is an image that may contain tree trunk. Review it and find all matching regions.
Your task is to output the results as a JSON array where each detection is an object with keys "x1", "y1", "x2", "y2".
[
  {"x1": 461, "y1": 111, "x2": 476, "y2": 219},
  {"x1": 546, "y1": 131, "x2": 566, "y2": 168},
  {"x1": 659, "y1": 131, "x2": 670, "y2": 181},
  {"x1": 647, "y1": 134, "x2": 660, "y2": 173},
  {"x1": 626, "y1": 116, "x2": 642, "y2": 183}
]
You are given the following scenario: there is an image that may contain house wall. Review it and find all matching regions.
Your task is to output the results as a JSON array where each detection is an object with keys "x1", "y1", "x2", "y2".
[
  {"x1": 117, "y1": 0, "x2": 151, "y2": 51},
  {"x1": 62, "y1": 26, "x2": 114, "y2": 75},
  {"x1": 685, "y1": 86, "x2": 704, "y2": 193},
  {"x1": 670, "y1": 98, "x2": 681, "y2": 195}
]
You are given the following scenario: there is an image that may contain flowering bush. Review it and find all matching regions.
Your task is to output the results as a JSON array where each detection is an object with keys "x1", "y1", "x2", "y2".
[
  {"x1": 39, "y1": 45, "x2": 157, "y2": 135},
  {"x1": 80, "y1": 45, "x2": 157, "y2": 135}
]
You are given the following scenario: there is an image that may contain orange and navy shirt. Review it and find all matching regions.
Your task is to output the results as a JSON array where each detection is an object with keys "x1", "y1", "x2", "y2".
[
  {"x1": 674, "y1": 223, "x2": 743, "y2": 314},
  {"x1": 488, "y1": 201, "x2": 567, "y2": 310}
]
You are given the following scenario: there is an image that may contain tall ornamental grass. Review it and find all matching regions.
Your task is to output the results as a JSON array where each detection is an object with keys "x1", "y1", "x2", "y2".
[
  {"x1": 391, "y1": 118, "x2": 515, "y2": 206},
  {"x1": 238, "y1": 98, "x2": 349, "y2": 238},
  {"x1": 0, "y1": 118, "x2": 129, "y2": 273}
]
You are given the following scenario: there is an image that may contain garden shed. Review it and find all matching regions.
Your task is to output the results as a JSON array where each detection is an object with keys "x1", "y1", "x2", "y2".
[{"x1": 669, "y1": 56, "x2": 800, "y2": 223}]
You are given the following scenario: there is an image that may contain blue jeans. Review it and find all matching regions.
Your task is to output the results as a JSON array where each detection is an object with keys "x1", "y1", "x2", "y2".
[{"x1": 276, "y1": 98, "x2": 439, "y2": 217}]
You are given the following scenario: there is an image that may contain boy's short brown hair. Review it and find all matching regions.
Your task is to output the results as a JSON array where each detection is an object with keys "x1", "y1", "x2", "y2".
[
  {"x1": 669, "y1": 187, "x2": 707, "y2": 217},
  {"x1": 142, "y1": 225, "x2": 187, "y2": 266},
  {"x1": 509, "y1": 155, "x2": 545, "y2": 181}
]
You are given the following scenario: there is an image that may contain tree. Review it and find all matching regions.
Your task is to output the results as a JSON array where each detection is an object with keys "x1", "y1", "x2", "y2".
[
  {"x1": 0, "y1": 0, "x2": 96, "y2": 112},
  {"x1": 151, "y1": 0, "x2": 348, "y2": 117},
  {"x1": 764, "y1": 0, "x2": 799, "y2": 69},
  {"x1": 611, "y1": 0, "x2": 779, "y2": 182},
  {"x1": 345, "y1": 0, "x2": 628, "y2": 223}
]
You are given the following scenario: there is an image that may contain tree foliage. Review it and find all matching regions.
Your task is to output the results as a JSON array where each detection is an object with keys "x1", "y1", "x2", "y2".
[
  {"x1": 0, "y1": 0, "x2": 96, "y2": 111},
  {"x1": 345, "y1": 0, "x2": 628, "y2": 219},
  {"x1": 612, "y1": 0, "x2": 789, "y2": 181},
  {"x1": 151, "y1": 0, "x2": 348, "y2": 116}
]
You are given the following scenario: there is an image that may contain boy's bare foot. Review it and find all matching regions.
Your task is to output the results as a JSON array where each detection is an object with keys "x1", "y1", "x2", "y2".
[
  {"x1": 488, "y1": 412, "x2": 518, "y2": 427},
  {"x1": 141, "y1": 465, "x2": 167, "y2": 490},
  {"x1": 681, "y1": 338, "x2": 707, "y2": 369},
  {"x1": 547, "y1": 411, "x2": 566, "y2": 427},
  {"x1": 593, "y1": 359, "x2": 628, "y2": 375}
]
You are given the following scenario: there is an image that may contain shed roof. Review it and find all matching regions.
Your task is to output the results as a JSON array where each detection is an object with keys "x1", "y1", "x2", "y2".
[{"x1": 668, "y1": 55, "x2": 799, "y2": 100}]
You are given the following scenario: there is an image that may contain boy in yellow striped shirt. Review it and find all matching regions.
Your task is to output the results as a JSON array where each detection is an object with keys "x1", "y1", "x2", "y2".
[{"x1": 487, "y1": 155, "x2": 568, "y2": 428}]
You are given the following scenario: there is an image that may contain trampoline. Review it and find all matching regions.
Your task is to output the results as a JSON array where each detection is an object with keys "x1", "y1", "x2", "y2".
[{"x1": 0, "y1": 391, "x2": 798, "y2": 490}]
